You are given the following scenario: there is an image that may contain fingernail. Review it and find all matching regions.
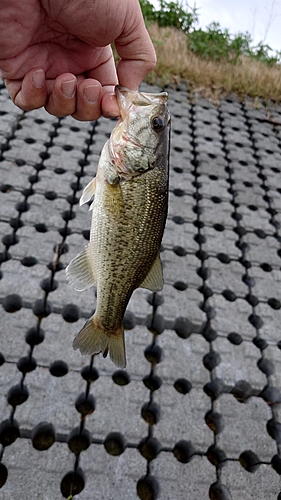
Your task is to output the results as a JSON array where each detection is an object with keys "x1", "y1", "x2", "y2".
[
  {"x1": 61, "y1": 79, "x2": 76, "y2": 98},
  {"x1": 33, "y1": 69, "x2": 45, "y2": 89},
  {"x1": 83, "y1": 84, "x2": 101, "y2": 104}
]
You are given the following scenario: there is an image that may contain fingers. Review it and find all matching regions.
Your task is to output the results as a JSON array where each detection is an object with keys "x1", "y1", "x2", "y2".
[
  {"x1": 4, "y1": 69, "x2": 109, "y2": 121},
  {"x1": 4, "y1": 68, "x2": 47, "y2": 111},
  {"x1": 71, "y1": 79, "x2": 103, "y2": 121},
  {"x1": 114, "y1": 0, "x2": 157, "y2": 90}
]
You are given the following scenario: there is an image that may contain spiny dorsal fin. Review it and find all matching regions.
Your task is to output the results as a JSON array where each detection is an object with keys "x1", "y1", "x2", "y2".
[
  {"x1": 140, "y1": 253, "x2": 164, "y2": 292},
  {"x1": 65, "y1": 245, "x2": 96, "y2": 291}
]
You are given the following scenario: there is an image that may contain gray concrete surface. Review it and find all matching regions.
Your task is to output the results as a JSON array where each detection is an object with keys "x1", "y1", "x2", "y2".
[{"x1": 0, "y1": 79, "x2": 281, "y2": 499}]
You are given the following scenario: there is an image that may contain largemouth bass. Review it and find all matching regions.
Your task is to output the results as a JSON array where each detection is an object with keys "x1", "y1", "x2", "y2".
[{"x1": 66, "y1": 85, "x2": 170, "y2": 368}]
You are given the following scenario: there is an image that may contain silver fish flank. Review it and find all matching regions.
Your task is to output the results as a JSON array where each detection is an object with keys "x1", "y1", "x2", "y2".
[{"x1": 66, "y1": 85, "x2": 170, "y2": 368}]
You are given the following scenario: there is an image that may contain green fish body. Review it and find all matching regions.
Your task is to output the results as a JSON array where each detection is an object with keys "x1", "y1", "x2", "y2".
[{"x1": 66, "y1": 86, "x2": 170, "y2": 367}]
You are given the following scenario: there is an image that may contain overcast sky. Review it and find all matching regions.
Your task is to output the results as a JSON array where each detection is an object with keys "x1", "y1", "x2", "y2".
[{"x1": 151, "y1": 0, "x2": 281, "y2": 52}]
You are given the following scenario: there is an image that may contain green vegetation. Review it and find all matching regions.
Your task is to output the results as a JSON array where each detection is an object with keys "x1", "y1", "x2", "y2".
[
  {"x1": 138, "y1": 0, "x2": 281, "y2": 101},
  {"x1": 139, "y1": 0, "x2": 198, "y2": 33},
  {"x1": 139, "y1": 0, "x2": 281, "y2": 66}
]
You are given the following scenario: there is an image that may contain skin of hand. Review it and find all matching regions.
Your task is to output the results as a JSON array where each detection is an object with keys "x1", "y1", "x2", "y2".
[{"x1": 0, "y1": 0, "x2": 156, "y2": 120}]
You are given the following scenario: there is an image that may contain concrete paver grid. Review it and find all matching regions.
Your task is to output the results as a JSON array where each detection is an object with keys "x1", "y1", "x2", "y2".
[{"x1": 0, "y1": 78, "x2": 281, "y2": 499}]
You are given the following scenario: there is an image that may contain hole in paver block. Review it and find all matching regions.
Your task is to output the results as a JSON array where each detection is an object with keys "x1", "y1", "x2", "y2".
[
  {"x1": 203, "y1": 351, "x2": 221, "y2": 371},
  {"x1": 260, "y1": 262, "x2": 272, "y2": 272},
  {"x1": 173, "y1": 281, "x2": 188, "y2": 291},
  {"x1": 144, "y1": 344, "x2": 162, "y2": 364},
  {"x1": 266, "y1": 419, "x2": 281, "y2": 443},
  {"x1": 173, "y1": 188, "x2": 185, "y2": 196},
  {"x1": 252, "y1": 336, "x2": 267, "y2": 351},
  {"x1": 7, "y1": 384, "x2": 29, "y2": 407},
  {"x1": 174, "y1": 378, "x2": 192, "y2": 394},
  {"x1": 173, "y1": 245, "x2": 187, "y2": 256},
  {"x1": 172, "y1": 215, "x2": 185, "y2": 224},
  {"x1": 205, "y1": 410, "x2": 224, "y2": 434},
  {"x1": 17, "y1": 356, "x2": 37, "y2": 374},
  {"x1": 32, "y1": 299, "x2": 53, "y2": 318},
  {"x1": 141, "y1": 402, "x2": 160, "y2": 425},
  {"x1": 272, "y1": 455, "x2": 281, "y2": 475},
  {"x1": 268, "y1": 298, "x2": 281, "y2": 310},
  {"x1": 75, "y1": 393, "x2": 95, "y2": 417},
  {"x1": 257, "y1": 358, "x2": 274, "y2": 376},
  {"x1": 173, "y1": 166, "x2": 183, "y2": 173},
  {"x1": 202, "y1": 322, "x2": 217, "y2": 342},
  {"x1": 209, "y1": 482, "x2": 232, "y2": 500},
  {"x1": 60, "y1": 469, "x2": 85, "y2": 498},
  {"x1": 124, "y1": 310, "x2": 136, "y2": 329},
  {"x1": 173, "y1": 440, "x2": 195, "y2": 463},
  {"x1": 222, "y1": 289, "x2": 236, "y2": 302},
  {"x1": 10, "y1": 218, "x2": 23, "y2": 230},
  {"x1": 44, "y1": 191, "x2": 57, "y2": 200},
  {"x1": 49, "y1": 360, "x2": 69, "y2": 377},
  {"x1": 0, "y1": 463, "x2": 8, "y2": 488},
  {"x1": 227, "y1": 332, "x2": 243, "y2": 345},
  {"x1": 112, "y1": 370, "x2": 130, "y2": 386},
  {"x1": 104, "y1": 432, "x2": 126, "y2": 456},
  {"x1": 40, "y1": 277, "x2": 58, "y2": 292},
  {"x1": 0, "y1": 184, "x2": 13, "y2": 193},
  {"x1": 239, "y1": 450, "x2": 261, "y2": 473},
  {"x1": 21, "y1": 256, "x2": 38, "y2": 267},
  {"x1": 0, "y1": 353, "x2": 4, "y2": 366},
  {"x1": 204, "y1": 379, "x2": 226, "y2": 400},
  {"x1": 67, "y1": 427, "x2": 91, "y2": 455},
  {"x1": 207, "y1": 444, "x2": 227, "y2": 467},
  {"x1": 3, "y1": 294, "x2": 22, "y2": 312},
  {"x1": 260, "y1": 386, "x2": 281, "y2": 405},
  {"x1": 32, "y1": 422, "x2": 56, "y2": 450},
  {"x1": 81, "y1": 365, "x2": 99, "y2": 382},
  {"x1": 137, "y1": 475, "x2": 159, "y2": 500},
  {"x1": 25, "y1": 326, "x2": 45, "y2": 346},
  {"x1": 254, "y1": 229, "x2": 266, "y2": 238},
  {"x1": 216, "y1": 252, "x2": 231, "y2": 264},
  {"x1": 174, "y1": 317, "x2": 194, "y2": 339},
  {"x1": 143, "y1": 373, "x2": 162, "y2": 391},
  {"x1": 138, "y1": 437, "x2": 161, "y2": 461},
  {"x1": 2, "y1": 234, "x2": 19, "y2": 246},
  {"x1": 232, "y1": 380, "x2": 255, "y2": 403},
  {"x1": 248, "y1": 314, "x2": 263, "y2": 329},
  {"x1": 213, "y1": 224, "x2": 225, "y2": 232},
  {"x1": 62, "y1": 304, "x2": 80, "y2": 322},
  {"x1": 55, "y1": 167, "x2": 66, "y2": 174},
  {"x1": 0, "y1": 419, "x2": 20, "y2": 447},
  {"x1": 245, "y1": 294, "x2": 259, "y2": 307}
]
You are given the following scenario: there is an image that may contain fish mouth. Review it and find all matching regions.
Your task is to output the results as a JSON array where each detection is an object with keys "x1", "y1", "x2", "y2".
[{"x1": 115, "y1": 85, "x2": 168, "y2": 120}]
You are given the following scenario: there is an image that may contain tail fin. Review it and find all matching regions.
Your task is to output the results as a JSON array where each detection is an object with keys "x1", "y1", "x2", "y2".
[{"x1": 73, "y1": 316, "x2": 126, "y2": 368}]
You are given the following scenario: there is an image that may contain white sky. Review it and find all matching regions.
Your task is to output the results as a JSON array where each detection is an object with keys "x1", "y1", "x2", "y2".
[{"x1": 151, "y1": 0, "x2": 281, "y2": 52}]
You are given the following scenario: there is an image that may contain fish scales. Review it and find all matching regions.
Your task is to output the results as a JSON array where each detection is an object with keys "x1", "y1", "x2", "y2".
[
  {"x1": 93, "y1": 165, "x2": 168, "y2": 331},
  {"x1": 66, "y1": 85, "x2": 170, "y2": 368}
]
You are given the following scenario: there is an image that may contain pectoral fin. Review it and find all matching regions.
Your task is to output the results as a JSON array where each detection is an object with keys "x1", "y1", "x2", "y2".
[
  {"x1": 140, "y1": 253, "x2": 164, "y2": 292},
  {"x1": 65, "y1": 245, "x2": 96, "y2": 291},
  {"x1": 80, "y1": 178, "x2": 96, "y2": 206}
]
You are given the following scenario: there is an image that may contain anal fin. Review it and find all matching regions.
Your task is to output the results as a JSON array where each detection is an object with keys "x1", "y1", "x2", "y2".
[
  {"x1": 65, "y1": 245, "x2": 96, "y2": 291},
  {"x1": 140, "y1": 253, "x2": 164, "y2": 292}
]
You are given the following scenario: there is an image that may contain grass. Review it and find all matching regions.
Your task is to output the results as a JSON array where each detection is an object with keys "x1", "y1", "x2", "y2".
[{"x1": 145, "y1": 23, "x2": 281, "y2": 103}]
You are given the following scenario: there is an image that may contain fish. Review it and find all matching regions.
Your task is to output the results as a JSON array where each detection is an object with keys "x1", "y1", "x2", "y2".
[{"x1": 66, "y1": 85, "x2": 170, "y2": 368}]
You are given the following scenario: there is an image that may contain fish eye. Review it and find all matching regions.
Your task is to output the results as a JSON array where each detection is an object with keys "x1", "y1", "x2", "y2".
[{"x1": 151, "y1": 116, "x2": 165, "y2": 132}]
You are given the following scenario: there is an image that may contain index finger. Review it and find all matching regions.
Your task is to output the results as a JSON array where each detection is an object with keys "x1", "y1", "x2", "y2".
[{"x1": 114, "y1": 2, "x2": 156, "y2": 90}]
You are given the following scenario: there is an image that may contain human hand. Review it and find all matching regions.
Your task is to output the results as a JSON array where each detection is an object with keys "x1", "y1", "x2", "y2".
[{"x1": 0, "y1": 0, "x2": 156, "y2": 120}]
